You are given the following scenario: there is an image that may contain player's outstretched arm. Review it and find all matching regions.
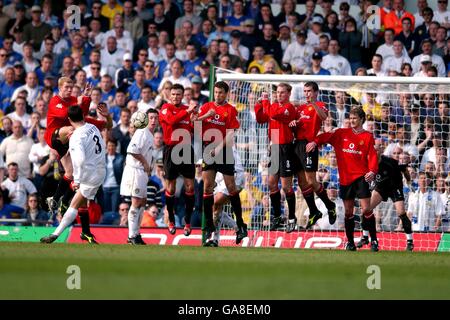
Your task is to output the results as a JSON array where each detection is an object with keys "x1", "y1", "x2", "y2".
[{"x1": 311, "y1": 101, "x2": 328, "y2": 121}]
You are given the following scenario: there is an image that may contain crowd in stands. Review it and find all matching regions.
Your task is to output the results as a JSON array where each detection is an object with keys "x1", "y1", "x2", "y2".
[{"x1": 0, "y1": 0, "x2": 449, "y2": 232}]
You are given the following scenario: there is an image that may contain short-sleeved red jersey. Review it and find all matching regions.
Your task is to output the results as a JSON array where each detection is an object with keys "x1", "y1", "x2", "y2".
[
  {"x1": 315, "y1": 128, "x2": 378, "y2": 186},
  {"x1": 45, "y1": 95, "x2": 91, "y2": 147},
  {"x1": 159, "y1": 103, "x2": 193, "y2": 146},
  {"x1": 296, "y1": 101, "x2": 328, "y2": 141},
  {"x1": 254, "y1": 100, "x2": 296, "y2": 144},
  {"x1": 198, "y1": 102, "x2": 239, "y2": 144}
]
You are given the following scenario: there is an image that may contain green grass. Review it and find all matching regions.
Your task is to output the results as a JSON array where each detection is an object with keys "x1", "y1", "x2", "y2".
[{"x1": 1, "y1": 242, "x2": 450, "y2": 299}]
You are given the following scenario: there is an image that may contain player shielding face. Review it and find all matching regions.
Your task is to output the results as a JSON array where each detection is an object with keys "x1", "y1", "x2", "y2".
[
  {"x1": 159, "y1": 84, "x2": 197, "y2": 236},
  {"x1": 40, "y1": 106, "x2": 106, "y2": 244},
  {"x1": 357, "y1": 146, "x2": 414, "y2": 251},
  {"x1": 197, "y1": 81, "x2": 246, "y2": 246},
  {"x1": 120, "y1": 109, "x2": 158, "y2": 245},
  {"x1": 254, "y1": 83, "x2": 298, "y2": 232},
  {"x1": 289, "y1": 81, "x2": 337, "y2": 229},
  {"x1": 307, "y1": 107, "x2": 378, "y2": 251}
]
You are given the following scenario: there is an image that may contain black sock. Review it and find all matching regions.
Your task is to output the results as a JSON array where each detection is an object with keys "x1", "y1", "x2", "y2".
[
  {"x1": 79, "y1": 207, "x2": 91, "y2": 235},
  {"x1": 286, "y1": 190, "x2": 296, "y2": 220},
  {"x1": 230, "y1": 192, "x2": 244, "y2": 226},
  {"x1": 53, "y1": 176, "x2": 70, "y2": 202},
  {"x1": 165, "y1": 191, "x2": 175, "y2": 224},
  {"x1": 203, "y1": 194, "x2": 214, "y2": 230},
  {"x1": 345, "y1": 217, "x2": 355, "y2": 244},
  {"x1": 270, "y1": 190, "x2": 281, "y2": 218},
  {"x1": 366, "y1": 215, "x2": 377, "y2": 241},
  {"x1": 302, "y1": 187, "x2": 319, "y2": 214},
  {"x1": 316, "y1": 184, "x2": 335, "y2": 210},
  {"x1": 399, "y1": 213, "x2": 412, "y2": 235},
  {"x1": 185, "y1": 192, "x2": 195, "y2": 225}
]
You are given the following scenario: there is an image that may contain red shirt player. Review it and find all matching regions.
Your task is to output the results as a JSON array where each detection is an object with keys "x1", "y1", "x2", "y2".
[
  {"x1": 307, "y1": 107, "x2": 378, "y2": 251},
  {"x1": 289, "y1": 81, "x2": 336, "y2": 230},
  {"x1": 254, "y1": 83, "x2": 298, "y2": 232},
  {"x1": 158, "y1": 84, "x2": 197, "y2": 236},
  {"x1": 196, "y1": 81, "x2": 245, "y2": 247}
]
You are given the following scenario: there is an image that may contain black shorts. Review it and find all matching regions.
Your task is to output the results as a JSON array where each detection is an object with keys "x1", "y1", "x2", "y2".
[
  {"x1": 51, "y1": 129, "x2": 69, "y2": 158},
  {"x1": 202, "y1": 145, "x2": 235, "y2": 176},
  {"x1": 163, "y1": 145, "x2": 195, "y2": 180},
  {"x1": 268, "y1": 143, "x2": 295, "y2": 177},
  {"x1": 375, "y1": 180, "x2": 405, "y2": 203},
  {"x1": 294, "y1": 140, "x2": 318, "y2": 172},
  {"x1": 339, "y1": 176, "x2": 371, "y2": 200}
]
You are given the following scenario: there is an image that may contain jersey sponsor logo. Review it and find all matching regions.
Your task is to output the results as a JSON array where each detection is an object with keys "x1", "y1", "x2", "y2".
[
  {"x1": 349, "y1": 143, "x2": 355, "y2": 149},
  {"x1": 214, "y1": 114, "x2": 220, "y2": 120}
]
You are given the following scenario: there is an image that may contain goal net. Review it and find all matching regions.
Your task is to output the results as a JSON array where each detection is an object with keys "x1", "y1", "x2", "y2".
[{"x1": 213, "y1": 72, "x2": 450, "y2": 252}]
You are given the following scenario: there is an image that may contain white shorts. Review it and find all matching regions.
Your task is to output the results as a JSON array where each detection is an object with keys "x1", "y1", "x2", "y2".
[
  {"x1": 79, "y1": 183, "x2": 101, "y2": 200},
  {"x1": 120, "y1": 166, "x2": 148, "y2": 199},
  {"x1": 214, "y1": 171, "x2": 245, "y2": 196}
]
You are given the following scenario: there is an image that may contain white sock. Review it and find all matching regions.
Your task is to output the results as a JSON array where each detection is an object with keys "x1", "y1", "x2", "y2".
[
  {"x1": 406, "y1": 233, "x2": 413, "y2": 241},
  {"x1": 128, "y1": 206, "x2": 138, "y2": 238},
  {"x1": 363, "y1": 230, "x2": 369, "y2": 237},
  {"x1": 53, "y1": 207, "x2": 78, "y2": 236},
  {"x1": 135, "y1": 207, "x2": 144, "y2": 235}
]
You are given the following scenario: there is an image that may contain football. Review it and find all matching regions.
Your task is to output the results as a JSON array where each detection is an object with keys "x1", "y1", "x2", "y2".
[{"x1": 131, "y1": 111, "x2": 149, "y2": 129}]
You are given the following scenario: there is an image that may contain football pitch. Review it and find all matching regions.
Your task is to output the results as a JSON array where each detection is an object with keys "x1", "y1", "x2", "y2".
[{"x1": 1, "y1": 242, "x2": 450, "y2": 300}]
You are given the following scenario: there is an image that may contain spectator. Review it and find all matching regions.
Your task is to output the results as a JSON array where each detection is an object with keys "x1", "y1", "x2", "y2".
[
  {"x1": 414, "y1": 0, "x2": 429, "y2": 27},
  {"x1": 433, "y1": 27, "x2": 447, "y2": 58},
  {"x1": 329, "y1": 91, "x2": 350, "y2": 128},
  {"x1": 367, "y1": 54, "x2": 385, "y2": 76},
  {"x1": 224, "y1": 0, "x2": 248, "y2": 33},
  {"x1": 123, "y1": 0, "x2": 143, "y2": 42},
  {"x1": 111, "y1": 108, "x2": 132, "y2": 158},
  {"x1": 433, "y1": 0, "x2": 450, "y2": 30},
  {"x1": 101, "y1": 37, "x2": 126, "y2": 79},
  {"x1": 0, "y1": 117, "x2": 13, "y2": 144},
  {"x1": 257, "y1": 23, "x2": 283, "y2": 64},
  {"x1": 152, "y1": 3, "x2": 174, "y2": 40},
  {"x1": 28, "y1": 127, "x2": 50, "y2": 190},
  {"x1": 158, "y1": 59, "x2": 191, "y2": 91},
  {"x1": 0, "y1": 67, "x2": 20, "y2": 112},
  {"x1": 0, "y1": 190, "x2": 24, "y2": 225},
  {"x1": 195, "y1": 19, "x2": 214, "y2": 53},
  {"x1": 21, "y1": 42, "x2": 39, "y2": 73},
  {"x1": 412, "y1": 39, "x2": 446, "y2": 77},
  {"x1": 175, "y1": 0, "x2": 202, "y2": 37},
  {"x1": 407, "y1": 172, "x2": 444, "y2": 231},
  {"x1": 1, "y1": 162, "x2": 37, "y2": 209},
  {"x1": 304, "y1": 52, "x2": 331, "y2": 76},
  {"x1": 0, "y1": 120, "x2": 33, "y2": 178},
  {"x1": 22, "y1": 5, "x2": 51, "y2": 52},
  {"x1": 255, "y1": 3, "x2": 276, "y2": 36},
  {"x1": 101, "y1": 0, "x2": 124, "y2": 29},
  {"x1": 141, "y1": 204, "x2": 163, "y2": 227},
  {"x1": 321, "y1": 39, "x2": 352, "y2": 75},
  {"x1": 103, "y1": 139, "x2": 124, "y2": 213},
  {"x1": 384, "y1": 0, "x2": 415, "y2": 35},
  {"x1": 307, "y1": 16, "x2": 329, "y2": 52},
  {"x1": 395, "y1": 17, "x2": 418, "y2": 58},
  {"x1": 420, "y1": 133, "x2": 450, "y2": 171},
  {"x1": 23, "y1": 193, "x2": 49, "y2": 226},
  {"x1": 338, "y1": 18, "x2": 363, "y2": 74},
  {"x1": 282, "y1": 30, "x2": 314, "y2": 75},
  {"x1": 383, "y1": 41, "x2": 412, "y2": 73},
  {"x1": 376, "y1": 28, "x2": 408, "y2": 61},
  {"x1": 115, "y1": 53, "x2": 135, "y2": 90}
]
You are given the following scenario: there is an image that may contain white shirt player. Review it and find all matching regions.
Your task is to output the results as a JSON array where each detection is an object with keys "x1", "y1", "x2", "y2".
[
  {"x1": 69, "y1": 123, "x2": 106, "y2": 189},
  {"x1": 215, "y1": 148, "x2": 245, "y2": 196},
  {"x1": 125, "y1": 127, "x2": 154, "y2": 170},
  {"x1": 121, "y1": 127, "x2": 154, "y2": 199},
  {"x1": 321, "y1": 54, "x2": 352, "y2": 75},
  {"x1": 407, "y1": 189, "x2": 444, "y2": 232}
]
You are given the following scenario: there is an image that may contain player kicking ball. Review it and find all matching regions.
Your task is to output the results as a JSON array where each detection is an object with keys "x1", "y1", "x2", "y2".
[
  {"x1": 357, "y1": 146, "x2": 414, "y2": 251},
  {"x1": 41, "y1": 106, "x2": 106, "y2": 244},
  {"x1": 307, "y1": 107, "x2": 378, "y2": 251},
  {"x1": 120, "y1": 109, "x2": 158, "y2": 245}
]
